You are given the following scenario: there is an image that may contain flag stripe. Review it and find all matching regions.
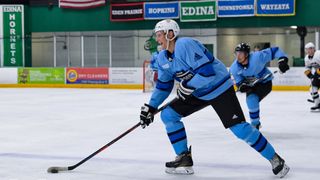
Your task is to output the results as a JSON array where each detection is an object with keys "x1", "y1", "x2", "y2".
[{"x1": 59, "y1": 0, "x2": 105, "y2": 9}]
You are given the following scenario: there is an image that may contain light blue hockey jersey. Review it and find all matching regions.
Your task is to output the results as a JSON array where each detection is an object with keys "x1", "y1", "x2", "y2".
[
  {"x1": 150, "y1": 51, "x2": 159, "y2": 71},
  {"x1": 229, "y1": 47, "x2": 287, "y2": 87},
  {"x1": 149, "y1": 37, "x2": 233, "y2": 108}
]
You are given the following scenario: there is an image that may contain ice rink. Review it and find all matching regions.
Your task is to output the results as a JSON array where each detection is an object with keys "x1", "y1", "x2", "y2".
[{"x1": 0, "y1": 88, "x2": 319, "y2": 180}]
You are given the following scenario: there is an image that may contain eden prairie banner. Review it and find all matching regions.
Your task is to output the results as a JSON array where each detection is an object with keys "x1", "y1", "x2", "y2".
[
  {"x1": 0, "y1": 5, "x2": 24, "y2": 67},
  {"x1": 180, "y1": 0, "x2": 216, "y2": 22},
  {"x1": 110, "y1": 3, "x2": 144, "y2": 21},
  {"x1": 218, "y1": 0, "x2": 255, "y2": 17},
  {"x1": 256, "y1": 0, "x2": 295, "y2": 16}
]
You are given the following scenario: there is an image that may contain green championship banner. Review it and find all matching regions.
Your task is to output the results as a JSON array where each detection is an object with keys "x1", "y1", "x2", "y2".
[
  {"x1": 18, "y1": 68, "x2": 65, "y2": 84},
  {"x1": 0, "y1": 5, "x2": 24, "y2": 67},
  {"x1": 180, "y1": 0, "x2": 216, "y2": 22}
]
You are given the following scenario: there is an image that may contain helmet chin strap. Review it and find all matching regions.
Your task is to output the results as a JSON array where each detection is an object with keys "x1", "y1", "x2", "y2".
[{"x1": 165, "y1": 30, "x2": 176, "y2": 50}]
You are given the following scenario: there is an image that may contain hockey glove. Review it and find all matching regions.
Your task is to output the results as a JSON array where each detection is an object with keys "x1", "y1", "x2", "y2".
[
  {"x1": 238, "y1": 83, "x2": 252, "y2": 93},
  {"x1": 177, "y1": 80, "x2": 195, "y2": 101},
  {"x1": 140, "y1": 104, "x2": 156, "y2": 129},
  {"x1": 304, "y1": 69, "x2": 314, "y2": 79},
  {"x1": 278, "y1": 57, "x2": 290, "y2": 73}
]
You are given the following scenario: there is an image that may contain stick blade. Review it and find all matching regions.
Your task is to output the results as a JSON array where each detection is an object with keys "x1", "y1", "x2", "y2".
[{"x1": 47, "y1": 166, "x2": 68, "y2": 173}]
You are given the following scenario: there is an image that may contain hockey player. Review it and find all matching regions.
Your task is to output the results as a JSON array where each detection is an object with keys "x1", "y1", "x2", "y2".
[
  {"x1": 139, "y1": 19, "x2": 289, "y2": 178},
  {"x1": 304, "y1": 42, "x2": 320, "y2": 110},
  {"x1": 229, "y1": 43, "x2": 289, "y2": 129}
]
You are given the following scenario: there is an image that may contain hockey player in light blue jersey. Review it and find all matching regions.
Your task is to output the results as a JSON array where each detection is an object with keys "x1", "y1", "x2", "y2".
[
  {"x1": 229, "y1": 43, "x2": 290, "y2": 129},
  {"x1": 139, "y1": 19, "x2": 289, "y2": 178}
]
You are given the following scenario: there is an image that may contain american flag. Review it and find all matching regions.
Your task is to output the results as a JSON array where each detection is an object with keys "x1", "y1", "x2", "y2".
[{"x1": 59, "y1": 0, "x2": 106, "y2": 9}]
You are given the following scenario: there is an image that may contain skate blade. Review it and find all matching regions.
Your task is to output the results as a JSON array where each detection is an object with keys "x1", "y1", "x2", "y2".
[
  {"x1": 165, "y1": 167, "x2": 194, "y2": 175},
  {"x1": 278, "y1": 164, "x2": 290, "y2": 178}
]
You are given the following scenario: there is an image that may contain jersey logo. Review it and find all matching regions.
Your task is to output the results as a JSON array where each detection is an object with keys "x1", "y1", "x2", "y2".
[
  {"x1": 162, "y1": 63, "x2": 170, "y2": 69},
  {"x1": 232, "y1": 114, "x2": 239, "y2": 119},
  {"x1": 194, "y1": 53, "x2": 203, "y2": 61}
]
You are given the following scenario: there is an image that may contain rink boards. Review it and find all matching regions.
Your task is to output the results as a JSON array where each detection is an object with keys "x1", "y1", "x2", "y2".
[{"x1": 0, "y1": 67, "x2": 310, "y2": 91}]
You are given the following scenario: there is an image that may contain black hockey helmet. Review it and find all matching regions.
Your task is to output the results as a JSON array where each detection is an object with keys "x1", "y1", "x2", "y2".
[{"x1": 235, "y1": 43, "x2": 250, "y2": 54}]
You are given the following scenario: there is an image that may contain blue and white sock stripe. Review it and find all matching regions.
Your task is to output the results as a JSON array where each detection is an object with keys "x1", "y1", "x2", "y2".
[{"x1": 168, "y1": 127, "x2": 187, "y2": 144}]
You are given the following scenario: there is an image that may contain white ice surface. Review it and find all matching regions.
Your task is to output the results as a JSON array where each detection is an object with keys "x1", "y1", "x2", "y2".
[{"x1": 0, "y1": 88, "x2": 319, "y2": 180}]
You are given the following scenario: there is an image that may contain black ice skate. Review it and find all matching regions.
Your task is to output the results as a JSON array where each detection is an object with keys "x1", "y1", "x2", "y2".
[
  {"x1": 269, "y1": 153, "x2": 290, "y2": 178},
  {"x1": 165, "y1": 147, "x2": 194, "y2": 175},
  {"x1": 310, "y1": 104, "x2": 320, "y2": 111}
]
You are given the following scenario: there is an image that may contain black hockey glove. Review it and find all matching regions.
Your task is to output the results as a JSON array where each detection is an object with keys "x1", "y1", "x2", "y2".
[
  {"x1": 177, "y1": 80, "x2": 195, "y2": 101},
  {"x1": 140, "y1": 104, "x2": 156, "y2": 129},
  {"x1": 278, "y1": 57, "x2": 289, "y2": 73},
  {"x1": 238, "y1": 83, "x2": 252, "y2": 93}
]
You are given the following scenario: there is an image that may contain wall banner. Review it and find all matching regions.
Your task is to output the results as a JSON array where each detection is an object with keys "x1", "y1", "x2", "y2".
[
  {"x1": 256, "y1": 0, "x2": 295, "y2": 16},
  {"x1": 144, "y1": 2, "x2": 179, "y2": 20},
  {"x1": 180, "y1": 0, "x2": 216, "y2": 22},
  {"x1": 218, "y1": 0, "x2": 254, "y2": 17},
  {"x1": 110, "y1": 3, "x2": 144, "y2": 21}
]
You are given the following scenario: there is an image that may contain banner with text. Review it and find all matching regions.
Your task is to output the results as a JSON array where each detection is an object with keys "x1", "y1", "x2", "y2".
[
  {"x1": 110, "y1": 3, "x2": 144, "y2": 21},
  {"x1": 218, "y1": 0, "x2": 254, "y2": 17},
  {"x1": 18, "y1": 68, "x2": 65, "y2": 84},
  {"x1": 256, "y1": 0, "x2": 295, "y2": 16},
  {"x1": 0, "y1": 5, "x2": 24, "y2": 67},
  {"x1": 66, "y1": 68, "x2": 109, "y2": 84},
  {"x1": 144, "y1": 2, "x2": 179, "y2": 20},
  {"x1": 180, "y1": 0, "x2": 216, "y2": 22}
]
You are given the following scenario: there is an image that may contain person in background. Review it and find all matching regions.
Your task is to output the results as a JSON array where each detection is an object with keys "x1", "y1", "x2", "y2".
[
  {"x1": 229, "y1": 43, "x2": 290, "y2": 129},
  {"x1": 304, "y1": 42, "x2": 320, "y2": 111}
]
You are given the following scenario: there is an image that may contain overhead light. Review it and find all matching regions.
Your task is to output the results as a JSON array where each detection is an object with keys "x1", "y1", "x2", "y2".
[{"x1": 290, "y1": 26, "x2": 297, "y2": 29}]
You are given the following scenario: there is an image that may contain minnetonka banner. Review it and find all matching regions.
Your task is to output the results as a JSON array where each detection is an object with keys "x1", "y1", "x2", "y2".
[
  {"x1": 180, "y1": 0, "x2": 216, "y2": 22},
  {"x1": 218, "y1": 0, "x2": 254, "y2": 17},
  {"x1": 66, "y1": 68, "x2": 109, "y2": 84},
  {"x1": 144, "y1": 2, "x2": 179, "y2": 20},
  {"x1": 110, "y1": 3, "x2": 144, "y2": 21},
  {"x1": 256, "y1": 0, "x2": 295, "y2": 16},
  {"x1": 0, "y1": 5, "x2": 24, "y2": 67}
]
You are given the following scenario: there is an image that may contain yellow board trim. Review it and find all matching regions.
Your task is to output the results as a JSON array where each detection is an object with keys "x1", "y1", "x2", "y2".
[
  {"x1": 0, "y1": 84, "x2": 143, "y2": 89},
  {"x1": 0, "y1": 84, "x2": 309, "y2": 91}
]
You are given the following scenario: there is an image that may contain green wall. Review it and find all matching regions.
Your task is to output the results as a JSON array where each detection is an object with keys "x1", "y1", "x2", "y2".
[{"x1": 29, "y1": 0, "x2": 320, "y2": 32}]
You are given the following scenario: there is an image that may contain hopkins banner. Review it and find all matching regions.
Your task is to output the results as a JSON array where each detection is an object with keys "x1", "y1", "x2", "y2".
[
  {"x1": 66, "y1": 68, "x2": 109, "y2": 84},
  {"x1": 110, "y1": 2, "x2": 144, "y2": 21},
  {"x1": 180, "y1": 0, "x2": 216, "y2": 22},
  {"x1": 218, "y1": 0, "x2": 255, "y2": 17},
  {"x1": 0, "y1": 5, "x2": 25, "y2": 67},
  {"x1": 144, "y1": 2, "x2": 179, "y2": 20},
  {"x1": 256, "y1": 0, "x2": 295, "y2": 16}
]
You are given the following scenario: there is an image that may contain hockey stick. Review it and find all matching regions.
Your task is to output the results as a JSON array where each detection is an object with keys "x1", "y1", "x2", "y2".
[{"x1": 47, "y1": 98, "x2": 178, "y2": 174}]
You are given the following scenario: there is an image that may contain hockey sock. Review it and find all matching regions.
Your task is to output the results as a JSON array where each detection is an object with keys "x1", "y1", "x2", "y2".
[
  {"x1": 230, "y1": 122, "x2": 275, "y2": 160},
  {"x1": 246, "y1": 94, "x2": 261, "y2": 125},
  {"x1": 161, "y1": 106, "x2": 188, "y2": 155}
]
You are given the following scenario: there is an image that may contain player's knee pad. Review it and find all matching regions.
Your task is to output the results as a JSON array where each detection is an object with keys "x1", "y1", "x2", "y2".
[
  {"x1": 229, "y1": 122, "x2": 260, "y2": 145},
  {"x1": 161, "y1": 106, "x2": 182, "y2": 126}
]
